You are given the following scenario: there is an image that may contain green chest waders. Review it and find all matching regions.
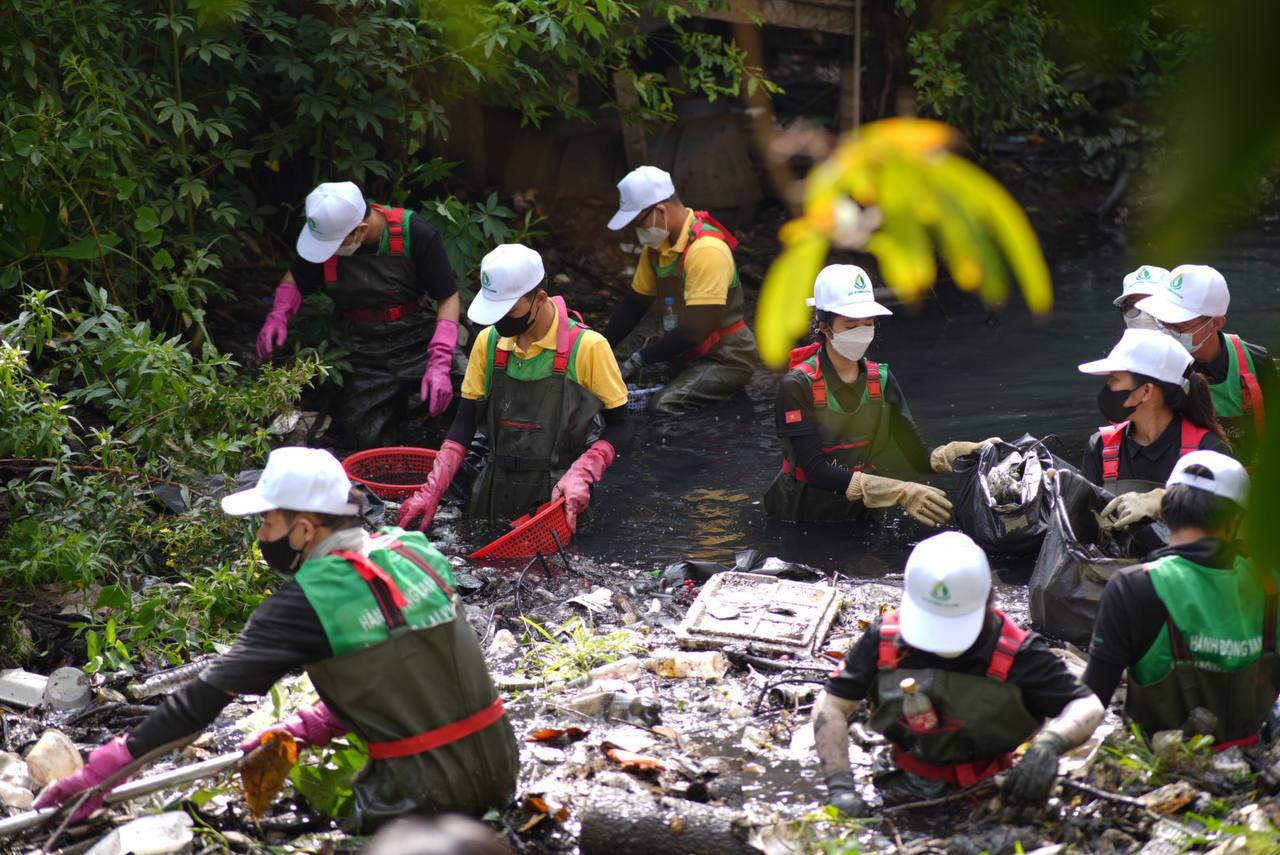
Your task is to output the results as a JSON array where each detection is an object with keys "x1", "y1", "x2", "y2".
[
  {"x1": 867, "y1": 610, "x2": 1043, "y2": 789},
  {"x1": 471, "y1": 297, "x2": 602, "y2": 522},
  {"x1": 296, "y1": 530, "x2": 517, "y2": 832},
  {"x1": 1126, "y1": 554, "x2": 1280, "y2": 747},
  {"x1": 764, "y1": 344, "x2": 894, "y2": 522}
]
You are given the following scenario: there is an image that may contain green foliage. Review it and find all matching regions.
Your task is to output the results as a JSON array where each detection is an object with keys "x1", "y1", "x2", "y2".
[
  {"x1": 518, "y1": 617, "x2": 643, "y2": 682},
  {"x1": 289, "y1": 734, "x2": 369, "y2": 818},
  {"x1": 907, "y1": 0, "x2": 1085, "y2": 141}
]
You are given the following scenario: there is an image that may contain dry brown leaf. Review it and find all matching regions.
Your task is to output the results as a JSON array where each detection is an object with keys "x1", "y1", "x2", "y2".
[
  {"x1": 526, "y1": 727, "x2": 589, "y2": 746},
  {"x1": 651, "y1": 726, "x2": 682, "y2": 748},
  {"x1": 240, "y1": 730, "x2": 299, "y2": 819},
  {"x1": 604, "y1": 747, "x2": 667, "y2": 773}
]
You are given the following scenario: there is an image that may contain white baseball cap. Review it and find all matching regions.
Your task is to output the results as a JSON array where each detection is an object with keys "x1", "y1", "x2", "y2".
[
  {"x1": 468, "y1": 244, "x2": 546, "y2": 326},
  {"x1": 1077, "y1": 328, "x2": 1193, "y2": 386},
  {"x1": 1135, "y1": 264, "x2": 1230, "y2": 324},
  {"x1": 221, "y1": 447, "x2": 358, "y2": 516},
  {"x1": 607, "y1": 166, "x2": 676, "y2": 231},
  {"x1": 1113, "y1": 265, "x2": 1170, "y2": 307},
  {"x1": 296, "y1": 182, "x2": 366, "y2": 263},
  {"x1": 807, "y1": 265, "x2": 892, "y2": 318},
  {"x1": 899, "y1": 532, "x2": 992, "y2": 655},
  {"x1": 1167, "y1": 450, "x2": 1249, "y2": 508}
]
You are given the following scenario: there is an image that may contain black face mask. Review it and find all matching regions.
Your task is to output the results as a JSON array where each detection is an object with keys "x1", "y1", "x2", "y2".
[
  {"x1": 494, "y1": 299, "x2": 537, "y2": 338},
  {"x1": 258, "y1": 526, "x2": 304, "y2": 574},
  {"x1": 1097, "y1": 383, "x2": 1141, "y2": 424}
]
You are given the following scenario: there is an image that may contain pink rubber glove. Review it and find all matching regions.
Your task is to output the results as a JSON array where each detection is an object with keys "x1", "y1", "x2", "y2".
[
  {"x1": 552, "y1": 440, "x2": 616, "y2": 531},
  {"x1": 420, "y1": 319, "x2": 458, "y2": 417},
  {"x1": 33, "y1": 735, "x2": 133, "y2": 823},
  {"x1": 240, "y1": 702, "x2": 348, "y2": 753},
  {"x1": 256, "y1": 280, "x2": 304, "y2": 361},
  {"x1": 397, "y1": 439, "x2": 466, "y2": 531}
]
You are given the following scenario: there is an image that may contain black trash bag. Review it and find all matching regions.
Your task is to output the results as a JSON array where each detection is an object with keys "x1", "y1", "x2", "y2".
[
  {"x1": 662, "y1": 549, "x2": 823, "y2": 585},
  {"x1": 1028, "y1": 469, "x2": 1168, "y2": 646},
  {"x1": 952, "y1": 434, "x2": 1075, "y2": 557}
]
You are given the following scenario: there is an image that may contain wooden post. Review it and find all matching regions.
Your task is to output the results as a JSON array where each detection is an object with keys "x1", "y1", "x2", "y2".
[{"x1": 612, "y1": 71, "x2": 649, "y2": 168}]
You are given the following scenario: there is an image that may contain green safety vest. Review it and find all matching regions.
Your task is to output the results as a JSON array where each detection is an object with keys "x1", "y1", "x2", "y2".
[
  {"x1": 295, "y1": 529, "x2": 517, "y2": 831},
  {"x1": 471, "y1": 296, "x2": 602, "y2": 522},
  {"x1": 764, "y1": 344, "x2": 894, "y2": 522},
  {"x1": 1127, "y1": 552, "x2": 1280, "y2": 745},
  {"x1": 1208, "y1": 333, "x2": 1266, "y2": 453}
]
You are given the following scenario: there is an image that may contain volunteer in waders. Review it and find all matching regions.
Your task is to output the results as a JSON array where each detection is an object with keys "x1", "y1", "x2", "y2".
[
  {"x1": 35, "y1": 448, "x2": 517, "y2": 830},
  {"x1": 1077, "y1": 328, "x2": 1229, "y2": 531},
  {"x1": 1136, "y1": 264, "x2": 1272, "y2": 459},
  {"x1": 256, "y1": 182, "x2": 463, "y2": 449},
  {"x1": 398, "y1": 244, "x2": 630, "y2": 532},
  {"x1": 763, "y1": 264, "x2": 995, "y2": 526},
  {"x1": 1114, "y1": 264, "x2": 1168, "y2": 331},
  {"x1": 1084, "y1": 451, "x2": 1278, "y2": 747},
  {"x1": 601, "y1": 165, "x2": 757, "y2": 415},
  {"x1": 813, "y1": 532, "x2": 1104, "y2": 813}
]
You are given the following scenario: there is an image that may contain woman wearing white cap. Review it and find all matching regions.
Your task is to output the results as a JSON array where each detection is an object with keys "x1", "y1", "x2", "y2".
[
  {"x1": 398, "y1": 244, "x2": 630, "y2": 532},
  {"x1": 763, "y1": 264, "x2": 994, "y2": 526},
  {"x1": 814, "y1": 531, "x2": 1104, "y2": 812},
  {"x1": 1084, "y1": 451, "x2": 1277, "y2": 746},
  {"x1": 1113, "y1": 264, "x2": 1169, "y2": 331},
  {"x1": 1077, "y1": 328, "x2": 1229, "y2": 530},
  {"x1": 35, "y1": 447, "x2": 518, "y2": 831}
]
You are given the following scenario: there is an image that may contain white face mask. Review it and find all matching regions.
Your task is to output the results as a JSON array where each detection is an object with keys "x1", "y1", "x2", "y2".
[
  {"x1": 635, "y1": 207, "x2": 668, "y2": 249},
  {"x1": 829, "y1": 325, "x2": 875, "y2": 361},
  {"x1": 1122, "y1": 308, "x2": 1160, "y2": 331},
  {"x1": 335, "y1": 225, "x2": 365, "y2": 257},
  {"x1": 1162, "y1": 317, "x2": 1214, "y2": 354}
]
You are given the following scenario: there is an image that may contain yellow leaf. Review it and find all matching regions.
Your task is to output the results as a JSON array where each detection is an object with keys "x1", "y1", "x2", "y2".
[
  {"x1": 755, "y1": 232, "x2": 829, "y2": 368},
  {"x1": 240, "y1": 730, "x2": 299, "y2": 820}
]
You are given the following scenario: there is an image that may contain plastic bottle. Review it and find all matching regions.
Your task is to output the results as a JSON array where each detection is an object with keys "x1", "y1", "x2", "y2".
[
  {"x1": 900, "y1": 677, "x2": 939, "y2": 731},
  {"x1": 662, "y1": 296, "x2": 678, "y2": 332}
]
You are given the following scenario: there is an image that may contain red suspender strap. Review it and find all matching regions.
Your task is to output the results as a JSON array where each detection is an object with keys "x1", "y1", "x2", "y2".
[
  {"x1": 878, "y1": 610, "x2": 904, "y2": 669},
  {"x1": 371, "y1": 204, "x2": 405, "y2": 256},
  {"x1": 986, "y1": 611, "x2": 1028, "y2": 681},
  {"x1": 1228, "y1": 334, "x2": 1266, "y2": 437},
  {"x1": 1098, "y1": 422, "x2": 1128, "y2": 483},
  {"x1": 494, "y1": 348, "x2": 510, "y2": 370},
  {"x1": 1179, "y1": 420, "x2": 1210, "y2": 458},
  {"x1": 379, "y1": 539, "x2": 456, "y2": 599},
  {"x1": 333, "y1": 550, "x2": 409, "y2": 630},
  {"x1": 550, "y1": 295, "x2": 584, "y2": 375},
  {"x1": 683, "y1": 318, "x2": 747, "y2": 363},
  {"x1": 866, "y1": 361, "x2": 883, "y2": 400},
  {"x1": 797, "y1": 359, "x2": 828, "y2": 409},
  {"x1": 366, "y1": 697, "x2": 506, "y2": 760},
  {"x1": 323, "y1": 256, "x2": 338, "y2": 284},
  {"x1": 688, "y1": 211, "x2": 740, "y2": 250},
  {"x1": 789, "y1": 342, "x2": 822, "y2": 369}
]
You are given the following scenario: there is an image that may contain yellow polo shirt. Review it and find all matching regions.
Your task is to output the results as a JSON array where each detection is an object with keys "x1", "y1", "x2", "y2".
[
  {"x1": 461, "y1": 309, "x2": 629, "y2": 410},
  {"x1": 630, "y1": 210, "x2": 735, "y2": 306}
]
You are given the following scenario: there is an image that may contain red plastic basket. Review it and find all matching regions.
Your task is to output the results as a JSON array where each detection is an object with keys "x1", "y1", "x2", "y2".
[
  {"x1": 470, "y1": 498, "x2": 573, "y2": 561},
  {"x1": 342, "y1": 446, "x2": 437, "y2": 501}
]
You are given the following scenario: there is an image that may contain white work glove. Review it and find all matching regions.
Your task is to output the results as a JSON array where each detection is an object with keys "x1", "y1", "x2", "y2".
[
  {"x1": 1100, "y1": 488, "x2": 1165, "y2": 532},
  {"x1": 846, "y1": 472, "x2": 953, "y2": 526},
  {"x1": 930, "y1": 437, "x2": 1003, "y2": 473}
]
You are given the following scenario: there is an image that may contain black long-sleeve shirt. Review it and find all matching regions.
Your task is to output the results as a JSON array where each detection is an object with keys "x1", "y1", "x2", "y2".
[{"x1": 1080, "y1": 415, "x2": 1230, "y2": 487}]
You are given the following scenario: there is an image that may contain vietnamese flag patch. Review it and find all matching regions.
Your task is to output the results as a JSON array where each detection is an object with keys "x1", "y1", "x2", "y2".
[{"x1": 785, "y1": 409, "x2": 803, "y2": 424}]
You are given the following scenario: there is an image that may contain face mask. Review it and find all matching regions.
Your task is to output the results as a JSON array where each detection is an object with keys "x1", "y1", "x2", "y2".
[
  {"x1": 829, "y1": 325, "x2": 875, "y2": 361},
  {"x1": 1097, "y1": 383, "x2": 1142, "y2": 424},
  {"x1": 258, "y1": 525, "x2": 305, "y2": 574},
  {"x1": 635, "y1": 208, "x2": 668, "y2": 249},
  {"x1": 495, "y1": 297, "x2": 537, "y2": 337},
  {"x1": 1122, "y1": 308, "x2": 1160, "y2": 331},
  {"x1": 335, "y1": 226, "x2": 365, "y2": 257},
  {"x1": 1162, "y1": 318, "x2": 1213, "y2": 354}
]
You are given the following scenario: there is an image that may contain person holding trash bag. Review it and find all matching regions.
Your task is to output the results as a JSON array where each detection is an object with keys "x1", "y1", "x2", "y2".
[
  {"x1": 601, "y1": 165, "x2": 757, "y2": 415},
  {"x1": 1136, "y1": 264, "x2": 1272, "y2": 457},
  {"x1": 35, "y1": 447, "x2": 518, "y2": 831},
  {"x1": 813, "y1": 532, "x2": 1104, "y2": 812},
  {"x1": 256, "y1": 182, "x2": 464, "y2": 449},
  {"x1": 1077, "y1": 328, "x2": 1229, "y2": 532},
  {"x1": 1114, "y1": 265, "x2": 1169, "y2": 331},
  {"x1": 398, "y1": 244, "x2": 630, "y2": 532},
  {"x1": 1083, "y1": 451, "x2": 1278, "y2": 746},
  {"x1": 763, "y1": 264, "x2": 996, "y2": 526}
]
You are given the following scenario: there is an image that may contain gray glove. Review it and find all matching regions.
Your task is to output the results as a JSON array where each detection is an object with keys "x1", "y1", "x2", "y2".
[
  {"x1": 1100, "y1": 488, "x2": 1165, "y2": 531},
  {"x1": 1001, "y1": 732, "x2": 1068, "y2": 806},
  {"x1": 825, "y1": 771, "x2": 867, "y2": 817},
  {"x1": 619, "y1": 351, "x2": 645, "y2": 382}
]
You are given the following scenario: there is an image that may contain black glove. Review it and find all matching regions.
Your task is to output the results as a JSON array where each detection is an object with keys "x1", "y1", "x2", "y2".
[
  {"x1": 825, "y1": 771, "x2": 866, "y2": 817},
  {"x1": 1001, "y1": 733, "x2": 1068, "y2": 806}
]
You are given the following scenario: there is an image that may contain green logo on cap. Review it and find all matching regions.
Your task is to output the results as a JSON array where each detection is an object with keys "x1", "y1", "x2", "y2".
[
  {"x1": 306, "y1": 217, "x2": 320, "y2": 236},
  {"x1": 481, "y1": 271, "x2": 493, "y2": 292},
  {"x1": 854, "y1": 274, "x2": 868, "y2": 291},
  {"x1": 1170, "y1": 274, "x2": 1183, "y2": 291},
  {"x1": 1136, "y1": 267, "x2": 1151, "y2": 281},
  {"x1": 931, "y1": 582, "x2": 950, "y2": 602}
]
